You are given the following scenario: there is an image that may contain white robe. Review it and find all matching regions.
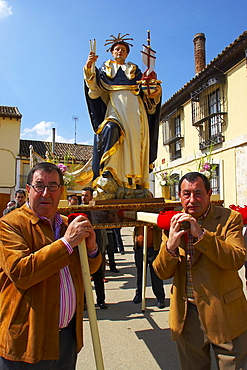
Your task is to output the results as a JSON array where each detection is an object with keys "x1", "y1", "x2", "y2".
[{"x1": 84, "y1": 60, "x2": 160, "y2": 189}]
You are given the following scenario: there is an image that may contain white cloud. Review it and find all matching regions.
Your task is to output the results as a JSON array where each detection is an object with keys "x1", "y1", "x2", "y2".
[
  {"x1": 21, "y1": 121, "x2": 53, "y2": 139},
  {"x1": 21, "y1": 121, "x2": 74, "y2": 143},
  {"x1": 0, "y1": 1, "x2": 12, "y2": 19},
  {"x1": 80, "y1": 138, "x2": 93, "y2": 145}
]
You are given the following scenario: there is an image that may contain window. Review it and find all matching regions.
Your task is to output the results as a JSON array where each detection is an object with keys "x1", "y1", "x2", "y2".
[
  {"x1": 19, "y1": 163, "x2": 30, "y2": 188},
  {"x1": 199, "y1": 88, "x2": 223, "y2": 145},
  {"x1": 210, "y1": 164, "x2": 220, "y2": 195},
  {"x1": 170, "y1": 173, "x2": 180, "y2": 200},
  {"x1": 191, "y1": 76, "x2": 227, "y2": 149},
  {"x1": 208, "y1": 89, "x2": 221, "y2": 136},
  {"x1": 173, "y1": 116, "x2": 182, "y2": 160},
  {"x1": 162, "y1": 112, "x2": 183, "y2": 161}
]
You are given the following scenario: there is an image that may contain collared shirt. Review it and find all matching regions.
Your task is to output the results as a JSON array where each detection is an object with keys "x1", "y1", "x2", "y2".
[
  {"x1": 53, "y1": 213, "x2": 76, "y2": 328},
  {"x1": 28, "y1": 204, "x2": 98, "y2": 328},
  {"x1": 186, "y1": 205, "x2": 210, "y2": 302},
  {"x1": 32, "y1": 209, "x2": 76, "y2": 329}
]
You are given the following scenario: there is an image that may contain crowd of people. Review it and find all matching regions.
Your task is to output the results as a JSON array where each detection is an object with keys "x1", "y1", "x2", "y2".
[
  {"x1": 1, "y1": 167, "x2": 247, "y2": 369},
  {"x1": 1, "y1": 32, "x2": 247, "y2": 369}
]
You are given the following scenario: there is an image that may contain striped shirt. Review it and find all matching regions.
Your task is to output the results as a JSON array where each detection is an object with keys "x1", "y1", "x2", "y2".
[
  {"x1": 37, "y1": 211, "x2": 76, "y2": 329},
  {"x1": 53, "y1": 213, "x2": 77, "y2": 328}
]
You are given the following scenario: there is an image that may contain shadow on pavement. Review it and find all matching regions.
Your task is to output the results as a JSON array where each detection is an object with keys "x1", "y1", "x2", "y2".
[
  {"x1": 84, "y1": 298, "x2": 179, "y2": 369},
  {"x1": 135, "y1": 312, "x2": 179, "y2": 370}
]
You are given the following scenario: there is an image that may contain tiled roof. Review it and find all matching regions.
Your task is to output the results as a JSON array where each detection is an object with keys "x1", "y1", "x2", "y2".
[
  {"x1": 161, "y1": 30, "x2": 247, "y2": 116},
  {"x1": 0, "y1": 106, "x2": 22, "y2": 119},
  {"x1": 19, "y1": 139, "x2": 93, "y2": 163}
]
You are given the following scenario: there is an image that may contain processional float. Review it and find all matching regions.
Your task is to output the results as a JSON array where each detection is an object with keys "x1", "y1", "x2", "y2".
[
  {"x1": 59, "y1": 31, "x2": 167, "y2": 370},
  {"x1": 59, "y1": 30, "x2": 223, "y2": 370}
]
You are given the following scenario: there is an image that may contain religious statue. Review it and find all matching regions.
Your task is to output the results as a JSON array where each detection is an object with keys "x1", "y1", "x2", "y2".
[{"x1": 84, "y1": 32, "x2": 162, "y2": 200}]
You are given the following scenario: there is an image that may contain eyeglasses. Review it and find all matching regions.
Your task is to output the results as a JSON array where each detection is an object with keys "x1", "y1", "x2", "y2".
[{"x1": 29, "y1": 183, "x2": 61, "y2": 193}]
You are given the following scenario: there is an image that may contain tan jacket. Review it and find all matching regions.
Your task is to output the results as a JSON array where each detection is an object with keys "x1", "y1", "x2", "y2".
[
  {"x1": 0, "y1": 204, "x2": 101, "y2": 363},
  {"x1": 153, "y1": 204, "x2": 247, "y2": 344}
]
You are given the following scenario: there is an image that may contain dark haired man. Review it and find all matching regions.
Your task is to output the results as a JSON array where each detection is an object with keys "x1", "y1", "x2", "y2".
[
  {"x1": 81, "y1": 186, "x2": 94, "y2": 205},
  {"x1": 3, "y1": 189, "x2": 26, "y2": 215},
  {"x1": 153, "y1": 172, "x2": 247, "y2": 369},
  {"x1": 84, "y1": 35, "x2": 162, "y2": 196},
  {"x1": 0, "y1": 162, "x2": 101, "y2": 368}
]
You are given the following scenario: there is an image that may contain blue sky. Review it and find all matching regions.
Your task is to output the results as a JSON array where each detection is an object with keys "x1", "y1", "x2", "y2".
[{"x1": 0, "y1": 0, "x2": 246, "y2": 145}]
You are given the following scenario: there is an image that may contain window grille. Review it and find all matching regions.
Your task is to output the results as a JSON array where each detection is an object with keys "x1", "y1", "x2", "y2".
[
  {"x1": 191, "y1": 76, "x2": 227, "y2": 149},
  {"x1": 170, "y1": 173, "x2": 180, "y2": 200},
  {"x1": 162, "y1": 112, "x2": 183, "y2": 161},
  {"x1": 210, "y1": 164, "x2": 220, "y2": 195}
]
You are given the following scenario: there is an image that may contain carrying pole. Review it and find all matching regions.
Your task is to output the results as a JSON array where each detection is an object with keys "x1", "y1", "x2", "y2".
[{"x1": 78, "y1": 240, "x2": 104, "y2": 370}]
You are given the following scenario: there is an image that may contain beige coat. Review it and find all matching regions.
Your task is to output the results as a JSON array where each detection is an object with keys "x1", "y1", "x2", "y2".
[
  {"x1": 153, "y1": 204, "x2": 247, "y2": 344},
  {"x1": 0, "y1": 204, "x2": 101, "y2": 363}
]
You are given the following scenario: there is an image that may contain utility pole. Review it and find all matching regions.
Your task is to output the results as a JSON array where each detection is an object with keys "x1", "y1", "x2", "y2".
[{"x1": 73, "y1": 116, "x2": 78, "y2": 144}]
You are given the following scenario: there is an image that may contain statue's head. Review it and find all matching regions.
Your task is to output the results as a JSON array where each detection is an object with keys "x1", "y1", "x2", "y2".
[
  {"x1": 110, "y1": 41, "x2": 130, "y2": 54},
  {"x1": 110, "y1": 42, "x2": 129, "y2": 64},
  {"x1": 105, "y1": 33, "x2": 133, "y2": 64}
]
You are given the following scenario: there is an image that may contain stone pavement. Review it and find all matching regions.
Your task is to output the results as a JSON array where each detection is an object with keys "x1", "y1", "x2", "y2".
[
  {"x1": 76, "y1": 227, "x2": 246, "y2": 370},
  {"x1": 76, "y1": 227, "x2": 179, "y2": 370}
]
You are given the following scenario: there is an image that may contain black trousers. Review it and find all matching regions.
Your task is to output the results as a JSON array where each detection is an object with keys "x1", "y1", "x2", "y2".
[
  {"x1": 112, "y1": 228, "x2": 124, "y2": 252},
  {"x1": 134, "y1": 246, "x2": 165, "y2": 301},
  {"x1": 106, "y1": 231, "x2": 117, "y2": 269},
  {"x1": 0, "y1": 317, "x2": 77, "y2": 369},
  {"x1": 93, "y1": 261, "x2": 105, "y2": 304},
  {"x1": 92, "y1": 229, "x2": 105, "y2": 304}
]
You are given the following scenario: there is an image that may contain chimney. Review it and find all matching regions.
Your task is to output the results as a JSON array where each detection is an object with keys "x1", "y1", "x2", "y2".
[{"x1": 193, "y1": 33, "x2": 206, "y2": 74}]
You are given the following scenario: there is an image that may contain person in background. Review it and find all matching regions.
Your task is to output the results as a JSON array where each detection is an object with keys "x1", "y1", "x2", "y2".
[
  {"x1": 81, "y1": 188, "x2": 120, "y2": 274},
  {"x1": 81, "y1": 187, "x2": 108, "y2": 309},
  {"x1": 81, "y1": 187, "x2": 94, "y2": 205},
  {"x1": 7, "y1": 200, "x2": 16, "y2": 208},
  {"x1": 105, "y1": 229, "x2": 120, "y2": 273},
  {"x1": 3, "y1": 189, "x2": 26, "y2": 215},
  {"x1": 2, "y1": 200, "x2": 16, "y2": 216},
  {"x1": 0, "y1": 162, "x2": 101, "y2": 368},
  {"x1": 68, "y1": 195, "x2": 79, "y2": 206},
  {"x1": 153, "y1": 172, "x2": 247, "y2": 369},
  {"x1": 113, "y1": 228, "x2": 125, "y2": 254},
  {"x1": 133, "y1": 225, "x2": 165, "y2": 308}
]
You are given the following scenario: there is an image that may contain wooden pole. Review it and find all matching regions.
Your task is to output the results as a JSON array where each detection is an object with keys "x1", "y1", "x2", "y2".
[
  {"x1": 141, "y1": 225, "x2": 148, "y2": 312},
  {"x1": 137, "y1": 212, "x2": 159, "y2": 312},
  {"x1": 78, "y1": 240, "x2": 104, "y2": 370}
]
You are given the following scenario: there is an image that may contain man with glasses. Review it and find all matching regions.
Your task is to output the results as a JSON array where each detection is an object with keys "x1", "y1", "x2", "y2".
[
  {"x1": 0, "y1": 162, "x2": 101, "y2": 369},
  {"x1": 68, "y1": 195, "x2": 79, "y2": 206}
]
